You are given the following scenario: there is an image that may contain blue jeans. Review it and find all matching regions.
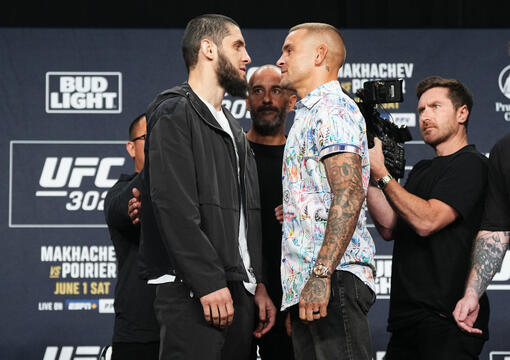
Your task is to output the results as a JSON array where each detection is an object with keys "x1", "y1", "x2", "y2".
[{"x1": 290, "y1": 271, "x2": 375, "y2": 360}]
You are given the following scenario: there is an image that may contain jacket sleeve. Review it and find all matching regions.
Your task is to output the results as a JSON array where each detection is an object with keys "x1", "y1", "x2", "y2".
[
  {"x1": 104, "y1": 174, "x2": 141, "y2": 233},
  {"x1": 148, "y1": 100, "x2": 227, "y2": 298}
]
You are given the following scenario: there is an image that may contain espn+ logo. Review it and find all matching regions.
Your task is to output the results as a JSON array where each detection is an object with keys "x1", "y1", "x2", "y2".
[
  {"x1": 38, "y1": 156, "x2": 124, "y2": 211},
  {"x1": 46, "y1": 72, "x2": 122, "y2": 113}
]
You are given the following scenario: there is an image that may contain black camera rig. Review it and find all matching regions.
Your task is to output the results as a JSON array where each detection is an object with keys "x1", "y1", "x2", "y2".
[{"x1": 354, "y1": 79, "x2": 412, "y2": 179}]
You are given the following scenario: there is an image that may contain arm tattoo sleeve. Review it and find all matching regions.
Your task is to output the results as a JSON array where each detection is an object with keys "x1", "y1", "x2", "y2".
[
  {"x1": 470, "y1": 231, "x2": 510, "y2": 296},
  {"x1": 317, "y1": 153, "x2": 365, "y2": 268}
]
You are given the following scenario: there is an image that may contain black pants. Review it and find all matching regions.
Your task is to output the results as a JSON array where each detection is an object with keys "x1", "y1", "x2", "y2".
[
  {"x1": 290, "y1": 271, "x2": 376, "y2": 360},
  {"x1": 111, "y1": 342, "x2": 159, "y2": 360},
  {"x1": 385, "y1": 314, "x2": 486, "y2": 360},
  {"x1": 255, "y1": 310, "x2": 294, "y2": 360},
  {"x1": 154, "y1": 281, "x2": 255, "y2": 360}
]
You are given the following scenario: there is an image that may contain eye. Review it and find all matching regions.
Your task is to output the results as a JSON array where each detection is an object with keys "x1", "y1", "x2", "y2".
[
  {"x1": 272, "y1": 88, "x2": 282, "y2": 95},
  {"x1": 253, "y1": 88, "x2": 264, "y2": 94},
  {"x1": 433, "y1": 103, "x2": 441, "y2": 109}
]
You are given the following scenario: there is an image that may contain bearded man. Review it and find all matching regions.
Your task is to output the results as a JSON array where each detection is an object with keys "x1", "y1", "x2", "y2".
[
  {"x1": 139, "y1": 14, "x2": 275, "y2": 360},
  {"x1": 245, "y1": 64, "x2": 297, "y2": 359}
]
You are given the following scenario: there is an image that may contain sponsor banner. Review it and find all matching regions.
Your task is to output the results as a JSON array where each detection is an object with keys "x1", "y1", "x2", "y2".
[
  {"x1": 43, "y1": 346, "x2": 105, "y2": 360},
  {"x1": 490, "y1": 352, "x2": 510, "y2": 360},
  {"x1": 66, "y1": 299, "x2": 99, "y2": 311},
  {"x1": 38, "y1": 245, "x2": 116, "y2": 311},
  {"x1": 488, "y1": 250, "x2": 510, "y2": 290},
  {"x1": 374, "y1": 255, "x2": 392, "y2": 299},
  {"x1": 46, "y1": 72, "x2": 122, "y2": 114},
  {"x1": 375, "y1": 352, "x2": 386, "y2": 360},
  {"x1": 374, "y1": 251, "x2": 510, "y2": 299},
  {"x1": 9, "y1": 141, "x2": 131, "y2": 228},
  {"x1": 495, "y1": 65, "x2": 510, "y2": 122},
  {"x1": 98, "y1": 298, "x2": 114, "y2": 314}
]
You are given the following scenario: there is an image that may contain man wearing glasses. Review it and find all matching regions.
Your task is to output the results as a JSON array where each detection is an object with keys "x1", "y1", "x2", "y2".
[{"x1": 104, "y1": 114, "x2": 159, "y2": 360}]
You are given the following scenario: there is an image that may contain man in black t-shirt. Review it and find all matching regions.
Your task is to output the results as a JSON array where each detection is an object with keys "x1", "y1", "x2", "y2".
[
  {"x1": 453, "y1": 132, "x2": 510, "y2": 334},
  {"x1": 104, "y1": 114, "x2": 159, "y2": 360},
  {"x1": 367, "y1": 76, "x2": 489, "y2": 359},
  {"x1": 245, "y1": 65, "x2": 297, "y2": 360}
]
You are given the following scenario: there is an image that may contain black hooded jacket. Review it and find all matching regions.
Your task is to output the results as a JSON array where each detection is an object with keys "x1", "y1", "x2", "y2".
[{"x1": 139, "y1": 83, "x2": 263, "y2": 298}]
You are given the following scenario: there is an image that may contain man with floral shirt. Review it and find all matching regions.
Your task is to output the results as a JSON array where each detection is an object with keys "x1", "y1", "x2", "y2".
[{"x1": 276, "y1": 23, "x2": 376, "y2": 360}]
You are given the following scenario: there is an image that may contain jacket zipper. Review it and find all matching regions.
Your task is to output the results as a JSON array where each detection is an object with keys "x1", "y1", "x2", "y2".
[{"x1": 186, "y1": 91, "x2": 246, "y2": 265}]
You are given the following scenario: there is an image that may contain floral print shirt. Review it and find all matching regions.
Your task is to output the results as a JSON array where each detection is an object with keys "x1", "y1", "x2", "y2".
[{"x1": 281, "y1": 80, "x2": 375, "y2": 310}]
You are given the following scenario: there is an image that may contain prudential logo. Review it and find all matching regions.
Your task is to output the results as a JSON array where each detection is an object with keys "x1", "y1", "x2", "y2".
[{"x1": 498, "y1": 65, "x2": 510, "y2": 100}]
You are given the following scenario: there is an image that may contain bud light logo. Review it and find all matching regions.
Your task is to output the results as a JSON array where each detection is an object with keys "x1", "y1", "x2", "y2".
[
  {"x1": 9, "y1": 140, "x2": 131, "y2": 228},
  {"x1": 45, "y1": 72, "x2": 122, "y2": 113}
]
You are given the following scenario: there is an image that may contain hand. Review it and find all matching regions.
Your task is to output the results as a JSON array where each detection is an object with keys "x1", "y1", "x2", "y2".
[
  {"x1": 299, "y1": 276, "x2": 330, "y2": 321},
  {"x1": 128, "y1": 188, "x2": 141, "y2": 225},
  {"x1": 275, "y1": 204, "x2": 283, "y2": 225},
  {"x1": 284, "y1": 312, "x2": 292, "y2": 336},
  {"x1": 452, "y1": 290, "x2": 483, "y2": 334},
  {"x1": 253, "y1": 283, "x2": 276, "y2": 338},
  {"x1": 369, "y1": 137, "x2": 388, "y2": 180},
  {"x1": 199, "y1": 287, "x2": 234, "y2": 328}
]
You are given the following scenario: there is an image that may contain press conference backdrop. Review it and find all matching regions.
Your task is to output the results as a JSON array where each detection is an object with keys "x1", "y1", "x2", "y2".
[{"x1": 1, "y1": 29, "x2": 509, "y2": 360}]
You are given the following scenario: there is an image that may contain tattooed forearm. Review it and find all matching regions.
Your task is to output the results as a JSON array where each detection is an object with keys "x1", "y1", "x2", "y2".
[
  {"x1": 469, "y1": 231, "x2": 510, "y2": 296},
  {"x1": 317, "y1": 153, "x2": 365, "y2": 268}
]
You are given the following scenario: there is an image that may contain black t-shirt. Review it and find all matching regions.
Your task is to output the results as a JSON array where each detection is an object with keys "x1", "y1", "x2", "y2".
[
  {"x1": 480, "y1": 133, "x2": 510, "y2": 231},
  {"x1": 249, "y1": 141, "x2": 285, "y2": 308},
  {"x1": 104, "y1": 173, "x2": 159, "y2": 343},
  {"x1": 389, "y1": 145, "x2": 490, "y2": 338}
]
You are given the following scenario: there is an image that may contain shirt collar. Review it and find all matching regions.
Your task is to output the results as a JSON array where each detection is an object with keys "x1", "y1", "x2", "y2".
[{"x1": 296, "y1": 80, "x2": 342, "y2": 110}]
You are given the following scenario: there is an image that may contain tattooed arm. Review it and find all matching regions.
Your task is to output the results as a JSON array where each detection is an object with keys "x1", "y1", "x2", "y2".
[
  {"x1": 299, "y1": 152, "x2": 365, "y2": 321},
  {"x1": 453, "y1": 230, "x2": 510, "y2": 333}
]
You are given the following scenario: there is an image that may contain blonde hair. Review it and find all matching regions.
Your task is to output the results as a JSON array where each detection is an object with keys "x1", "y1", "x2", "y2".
[{"x1": 289, "y1": 23, "x2": 346, "y2": 68}]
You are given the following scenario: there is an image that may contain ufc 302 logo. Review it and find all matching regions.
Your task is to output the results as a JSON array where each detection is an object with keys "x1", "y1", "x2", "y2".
[
  {"x1": 43, "y1": 346, "x2": 111, "y2": 360},
  {"x1": 38, "y1": 157, "x2": 124, "y2": 211},
  {"x1": 9, "y1": 141, "x2": 131, "y2": 228}
]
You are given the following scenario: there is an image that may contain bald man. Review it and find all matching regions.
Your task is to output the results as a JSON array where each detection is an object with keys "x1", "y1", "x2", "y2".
[
  {"x1": 277, "y1": 23, "x2": 376, "y2": 360},
  {"x1": 246, "y1": 65, "x2": 296, "y2": 359}
]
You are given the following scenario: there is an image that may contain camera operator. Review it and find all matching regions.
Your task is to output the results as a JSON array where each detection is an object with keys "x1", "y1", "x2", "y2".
[{"x1": 367, "y1": 76, "x2": 489, "y2": 359}]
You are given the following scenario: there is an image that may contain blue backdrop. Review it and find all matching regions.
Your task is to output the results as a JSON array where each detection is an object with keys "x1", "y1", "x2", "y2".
[{"x1": 1, "y1": 28, "x2": 509, "y2": 359}]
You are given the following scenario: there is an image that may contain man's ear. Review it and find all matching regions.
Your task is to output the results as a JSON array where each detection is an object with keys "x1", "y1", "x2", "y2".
[
  {"x1": 457, "y1": 104, "x2": 469, "y2": 125},
  {"x1": 315, "y1": 44, "x2": 328, "y2": 66},
  {"x1": 287, "y1": 94, "x2": 298, "y2": 112},
  {"x1": 200, "y1": 39, "x2": 216, "y2": 61},
  {"x1": 126, "y1": 142, "x2": 135, "y2": 159},
  {"x1": 245, "y1": 98, "x2": 251, "y2": 111}
]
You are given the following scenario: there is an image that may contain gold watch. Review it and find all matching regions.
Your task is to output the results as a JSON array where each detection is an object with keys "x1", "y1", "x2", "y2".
[
  {"x1": 376, "y1": 173, "x2": 393, "y2": 190},
  {"x1": 312, "y1": 263, "x2": 331, "y2": 278}
]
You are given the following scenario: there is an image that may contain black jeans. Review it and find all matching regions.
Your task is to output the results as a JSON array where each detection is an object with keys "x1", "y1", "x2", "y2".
[
  {"x1": 385, "y1": 313, "x2": 486, "y2": 360},
  {"x1": 153, "y1": 281, "x2": 255, "y2": 360},
  {"x1": 290, "y1": 271, "x2": 376, "y2": 360},
  {"x1": 111, "y1": 342, "x2": 159, "y2": 360},
  {"x1": 256, "y1": 310, "x2": 294, "y2": 360}
]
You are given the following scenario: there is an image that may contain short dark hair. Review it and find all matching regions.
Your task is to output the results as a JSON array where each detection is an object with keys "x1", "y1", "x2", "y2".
[
  {"x1": 181, "y1": 14, "x2": 239, "y2": 72},
  {"x1": 416, "y1": 76, "x2": 473, "y2": 114},
  {"x1": 129, "y1": 113, "x2": 145, "y2": 140}
]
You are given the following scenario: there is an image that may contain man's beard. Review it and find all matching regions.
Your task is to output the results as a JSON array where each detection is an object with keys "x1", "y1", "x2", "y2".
[
  {"x1": 216, "y1": 52, "x2": 248, "y2": 98},
  {"x1": 250, "y1": 105, "x2": 287, "y2": 136}
]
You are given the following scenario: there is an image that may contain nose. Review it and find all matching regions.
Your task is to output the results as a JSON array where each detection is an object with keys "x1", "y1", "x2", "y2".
[
  {"x1": 263, "y1": 91, "x2": 272, "y2": 104},
  {"x1": 242, "y1": 48, "x2": 251, "y2": 65},
  {"x1": 276, "y1": 54, "x2": 285, "y2": 68}
]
